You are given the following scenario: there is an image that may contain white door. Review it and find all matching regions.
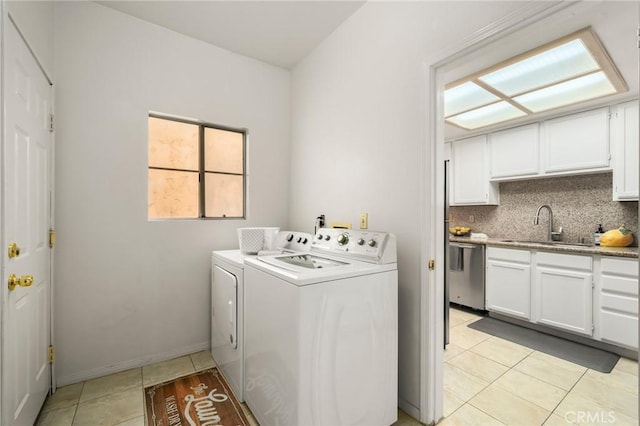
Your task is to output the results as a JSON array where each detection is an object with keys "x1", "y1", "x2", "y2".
[{"x1": 2, "y1": 19, "x2": 53, "y2": 425}]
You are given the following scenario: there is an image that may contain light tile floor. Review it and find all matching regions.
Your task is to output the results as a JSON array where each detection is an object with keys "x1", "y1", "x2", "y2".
[
  {"x1": 35, "y1": 312, "x2": 639, "y2": 426},
  {"x1": 35, "y1": 351, "x2": 259, "y2": 426},
  {"x1": 441, "y1": 307, "x2": 639, "y2": 426}
]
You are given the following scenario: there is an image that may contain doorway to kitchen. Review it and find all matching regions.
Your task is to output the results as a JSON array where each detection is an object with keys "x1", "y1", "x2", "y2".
[{"x1": 422, "y1": 1, "x2": 640, "y2": 424}]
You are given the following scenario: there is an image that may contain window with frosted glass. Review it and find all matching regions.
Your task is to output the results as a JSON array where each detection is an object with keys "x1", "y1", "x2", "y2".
[{"x1": 148, "y1": 115, "x2": 246, "y2": 219}]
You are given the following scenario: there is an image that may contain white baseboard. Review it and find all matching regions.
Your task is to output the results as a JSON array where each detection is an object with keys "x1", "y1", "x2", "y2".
[
  {"x1": 398, "y1": 397, "x2": 421, "y2": 423},
  {"x1": 56, "y1": 340, "x2": 210, "y2": 387}
]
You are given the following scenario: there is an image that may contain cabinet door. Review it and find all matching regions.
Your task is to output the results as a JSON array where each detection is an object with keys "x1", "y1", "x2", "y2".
[
  {"x1": 489, "y1": 123, "x2": 539, "y2": 179},
  {"x1": 612, "y1": 100, "x2": 639, "y2": 201},
  {"x1": 450, "y1": 135, "x2": 499, "y2": 205},
  {"x1": 534, "y1": 266, "x2": 593, "y2": 336},
  {"x1": 486, "y1": 259, "x2": 531, "y2": 320},
  {"x1": 541, "y1": 107, "x2": 610, "y2": 174}
]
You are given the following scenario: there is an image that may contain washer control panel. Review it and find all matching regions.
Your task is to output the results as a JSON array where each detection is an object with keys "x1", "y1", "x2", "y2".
[{"x1": 312, "y1": 229, "x2": 395, "y2": 263}]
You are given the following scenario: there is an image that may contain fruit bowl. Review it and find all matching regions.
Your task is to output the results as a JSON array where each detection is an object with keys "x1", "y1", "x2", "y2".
[{"x1": 449, "y1": 226, "x2": 471, "y2": 236}]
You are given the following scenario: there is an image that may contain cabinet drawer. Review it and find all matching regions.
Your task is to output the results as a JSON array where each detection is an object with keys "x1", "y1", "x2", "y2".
[
  {"x1": 536, "y1": 251, "x2": 592, "y2": 270},
  {"x1": 601, "y1": 293, "x2": 638, "y2": 315},
  {"x1": 601, "y1": 257, "x2": 638, "y2": 277},
  {"x1": 601, "y1": 311, "x2": 638, "y2": 349},
  {"x1": 601, "y1": 275, "x2": 638, "y2": 297},
  {"x1": 487, "y1": 247, "x2": 530, "y2": 263}
]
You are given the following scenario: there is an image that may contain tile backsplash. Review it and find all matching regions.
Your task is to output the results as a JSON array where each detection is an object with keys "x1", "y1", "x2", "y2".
[{"x1": 450, "y1": 173, "x2": 638, "y2": 245}]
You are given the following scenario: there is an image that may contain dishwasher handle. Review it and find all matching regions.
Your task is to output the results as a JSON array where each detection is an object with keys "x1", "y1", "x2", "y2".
[{"x1": 450, "y1": 243, "x2": 479, "y2": 249}]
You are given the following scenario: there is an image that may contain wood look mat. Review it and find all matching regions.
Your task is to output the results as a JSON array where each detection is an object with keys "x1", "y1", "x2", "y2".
[{"x1": 144, "y1": 368, "x2": 250, "y2": 426}]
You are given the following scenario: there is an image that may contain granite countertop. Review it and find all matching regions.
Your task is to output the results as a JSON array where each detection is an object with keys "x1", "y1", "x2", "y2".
[{"x1": 449, "y1": 236, "x2": 639, "y2": 259}]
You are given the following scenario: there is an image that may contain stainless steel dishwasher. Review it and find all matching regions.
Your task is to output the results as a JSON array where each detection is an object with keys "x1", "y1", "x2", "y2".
[{"x1": 449, "y1": 242, "x2": 485, "y2": 310}]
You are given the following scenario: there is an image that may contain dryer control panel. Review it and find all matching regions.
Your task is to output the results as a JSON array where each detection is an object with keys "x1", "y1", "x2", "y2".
[{"x1": 312, "y1": 229, "x2": 397, "y2": 264}]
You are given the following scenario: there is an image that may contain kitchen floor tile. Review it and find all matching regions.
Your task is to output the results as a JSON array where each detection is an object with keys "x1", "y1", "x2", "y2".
[
  {"x1": 449, "y1": 307, "x2": 483, "y2": 327},
  {"x1": 447, "y1": 350, "x2": 509, "y2": 383},
  {"x1": 470, "y1": 336, "x2": 533, "y2": 367},
  {"x1": 72, "y1": 387, "x2": 143, "y2": 426},
  {"x1": 444, "y1": 342, "x2": 466, "y2": 361},
  {"x1": 80, "y1": 368, "x2": 141, "y2": 403},
  {"x1": 554, "y1": 391, "x2": 637, "y2": 425},
  {"x1": 582, "y1": 368, "x2": 638, "y2": 396},
  {"x1": 543, "y1": 413, "x2": 573, "y2": 425},
  {"x1": 392, "y1": 409, "x2": 423, "y2": 425},
  {"x1": 449, "y1": 323, "x2": 492, "y2": 350},
  {"x1": 444, "y1": 363, "x2": 490, "y2": 402},
  {"x1": 513, "y1": 351, "x2": 586, "y2": 391},
  {"x1": 35, "y1": 405, "x2": 76, "y2": 426},
  {"x1": 190, "y1": 350, "x2": 216, "y2": 371},
  {"x1": 115, "y1": 416, "x2": 145, "y2": 426},
  {"x1": 443, "y1": 388, "x2": 466, "y2": 417},
  {"x1": 142, "y1": 355, "x2": 195, "y2": 387},
  {"x1": 469, "y1": 383, "x2": 551, "y2": 426},
  {"x1": 41, "y1": 382, "x2": 84, "y2": 412},
  {"x1": 568, "y1": 370, "x2": 638, "y2": 419},
  {"x1": 614, "y1": 357, "x2": 638, "y2": 377},
  {"x1": 493, "y1": 369, "x2": 567, "y2": 411},
  {"x1": 438, "y1": 403, "x2": 506, "y2": 426}
]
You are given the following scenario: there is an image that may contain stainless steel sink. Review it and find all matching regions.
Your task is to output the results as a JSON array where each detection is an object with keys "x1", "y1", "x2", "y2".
[{"x1": 501, "y1": 239, "x2": 593, "y2": 247}]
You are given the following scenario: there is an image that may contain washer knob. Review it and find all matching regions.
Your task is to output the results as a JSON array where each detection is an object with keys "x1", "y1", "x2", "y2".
[
  {"x1": 297, "y1": 237, "x2": 302, "y2": 243},
  {"x1": 368, "y1": 239, "x2": 377, "y2": 247},
  {"x1": 357, "y1": 238, "x2": 365, "y2": 246},
  {"x1": 302, "y1": 238, "x2": 308, "y2": 244},
  {"x1": 337, "y1": 233, "x2": 349, "y2": 245},
  {"x1": 325, "y1": 235, "x2": 330, "y2": 241},
  {"x1": 317, "y1": 234, "x2": 323, "y2": 240},
  {"x1": 286, "y1": 234, "x2": 294, "y2": 242}
]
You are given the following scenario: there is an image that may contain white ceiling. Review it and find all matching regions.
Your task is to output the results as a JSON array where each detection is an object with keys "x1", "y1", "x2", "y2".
[{"x1": 97, "y1": 0, "x2": 365, "y2": 69}]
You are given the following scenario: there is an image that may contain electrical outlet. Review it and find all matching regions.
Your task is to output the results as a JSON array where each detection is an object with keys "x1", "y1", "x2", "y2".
[{"x1": 360, "y1": 213, "x2": 368, "y2": 229}]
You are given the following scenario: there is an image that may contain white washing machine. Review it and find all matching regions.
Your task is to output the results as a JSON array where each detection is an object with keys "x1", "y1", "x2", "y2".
[
  {"x1": 211, "y1": 231, "x2": 313, "y2": 402},
  {"x1": 243, "y1": 229, "x2": 398, "y2": 426}
]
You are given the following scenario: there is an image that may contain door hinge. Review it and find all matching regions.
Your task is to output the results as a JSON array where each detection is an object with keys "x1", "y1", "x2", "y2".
[
  {"x1": 48, "y1": 346, "x2": 55, "y2": 364},
  {"x1": 49, "y1": 229, "x2": 56, "y2": 248},
  {"x1": 49, "y1": 114, "x2": 54, "y2": 132},
  {"x1": 428, "y1": 259, "x2": 435, "y2": 270}
]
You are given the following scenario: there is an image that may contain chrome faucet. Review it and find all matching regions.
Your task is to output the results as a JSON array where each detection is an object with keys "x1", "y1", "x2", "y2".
[{"x1": 534, "y1": 204, "x2": 562, "y2": 241}]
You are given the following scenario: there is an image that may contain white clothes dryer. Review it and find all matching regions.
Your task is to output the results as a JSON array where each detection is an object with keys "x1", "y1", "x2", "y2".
[
  {"x1": 211, "y1": 231, "x2": 313, "y2": 402},
  {"x1": 244, "y1": 229, "x2": 398, "y2": 426}
]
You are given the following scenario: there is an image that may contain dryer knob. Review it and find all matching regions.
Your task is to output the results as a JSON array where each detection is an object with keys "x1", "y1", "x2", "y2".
[
  {"x1": 325, "y1": 235, "x2": 330, "y2": 241},
  {"x1": 337, "y1": 233, "x2": 349, "y2": 245},
  {"x1": 317, "y1": 234, "x2": 323, "y2": 240},
  {"x1": 368, "y1": 239, "x2": 377, "y2": 247},
  {"x1": 357, "y1": 238, "x2": 365, "y2": 246}
]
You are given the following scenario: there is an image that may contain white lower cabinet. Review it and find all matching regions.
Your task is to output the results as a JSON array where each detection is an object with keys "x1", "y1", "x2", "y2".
[
  {"x1": 533, "y1": 252, "x2": 593, "y2": 336},
  {"x1": 486, "y1": 246, "x2": 638, "y2": 350},
  {"x1": 597, "y1": 257, "x2": 638, "y2": 349},
  {"x1": 486, "y1": 247, "x2": 531, "y2": 320}
]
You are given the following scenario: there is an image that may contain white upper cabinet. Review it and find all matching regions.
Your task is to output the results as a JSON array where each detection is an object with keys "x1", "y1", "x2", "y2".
[
  {"x1": 540, "y1": 107, "x2": 611, "y2": 174},
  {"x1": 611, "y1": 100, "x2": 639, "y2": 201},
  {"x1": 489, "y1": 123, "x2": 539, "y2": 179},
  {"x1": 450, "y1": 135, "x2": 499, "y2": 205}
]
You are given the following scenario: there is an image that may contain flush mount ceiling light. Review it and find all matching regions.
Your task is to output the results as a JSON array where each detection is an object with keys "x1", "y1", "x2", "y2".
[{"x1": 444, "y1": 28, "x2": 627, "y2": 130}]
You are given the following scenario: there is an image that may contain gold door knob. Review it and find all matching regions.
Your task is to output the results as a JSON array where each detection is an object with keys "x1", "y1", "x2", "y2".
[
  {"x1": 8, "y1": 242, "x2": 20, "y2": 259},
  {"x1": 8, "y1": 274, "x2": 34, "y2": 291}
]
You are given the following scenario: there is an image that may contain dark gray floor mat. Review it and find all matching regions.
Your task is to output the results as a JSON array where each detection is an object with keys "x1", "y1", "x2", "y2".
[{"x1": 467, "y1": 317, "x2": 619, "y2": 373}]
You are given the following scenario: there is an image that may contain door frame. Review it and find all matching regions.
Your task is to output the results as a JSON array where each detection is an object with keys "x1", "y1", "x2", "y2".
[
  {"x1": 419, "y1": 2, "x2": 578, "y2": 423},
  {"x1": 0, "y1": 7, "x2": 56, "y2": 422}
]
